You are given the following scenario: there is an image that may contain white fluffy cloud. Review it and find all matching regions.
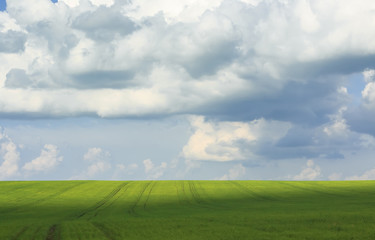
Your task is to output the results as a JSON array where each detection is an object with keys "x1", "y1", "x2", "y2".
[
  {"x1": 0, "y1": 128, "x2": 20, "y2": 179},
  {"x1": 112, "y1": 163, "x2": 138, "y2": 179},
  {"x1": 293, "y1": 160, "x2": 321, "y2": 180},
  {"x1": 323, "y1": 107, "x2": 350, "y2": 139},
  {"x1": 76, "y1": 147, "x2": 111, "y2": 178},
  {"x1": 85, "y1": 161, "x2": 111, "y2": 177},
  {"x1": 182, "y1": 116, "x2": 290, "y2": 162},
  {"x1": 143, "y1": 158, "x2": 167, "y2": 179},
  {"x1": 23, "y1": 144, "x2": 63, "y2": 172},
  {"x1": 0, "y1": 0, "x2": 374, "y2": 121},
  {"x1": 346, "y1": 168, "x2": 375, "y2": 180},
  {"x1": 83, "y1": 147, "x2": 110, "y2": 162},
  {"x1": 219, "y1": 164, "x2": 246, "y2": 180}
]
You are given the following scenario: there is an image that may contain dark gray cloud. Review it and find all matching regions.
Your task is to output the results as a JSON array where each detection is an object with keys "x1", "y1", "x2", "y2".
[
  {"x1": 276, "y1": 126, "x2": 314, "y2": 148},
  {"x1": 200, "y1": 77, "x2": 349, "y2": 126},
  {"x1": 288, "y1": 54, "x2": 375, "y2": 79}
]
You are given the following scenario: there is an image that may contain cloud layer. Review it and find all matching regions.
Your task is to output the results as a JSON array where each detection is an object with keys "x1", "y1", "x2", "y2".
[{"x1": 0, "y1": 0, "x2": 374, "y2": 126}]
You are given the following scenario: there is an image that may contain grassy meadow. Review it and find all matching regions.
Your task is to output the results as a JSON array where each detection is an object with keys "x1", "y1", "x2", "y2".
[{"x1": 1, "y1": 180, "x2": 375, "y2": 239}]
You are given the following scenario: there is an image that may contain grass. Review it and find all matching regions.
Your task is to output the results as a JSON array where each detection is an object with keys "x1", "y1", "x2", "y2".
[{"x1": 1, "y1": 180, "x2": 375, "y2": 239}]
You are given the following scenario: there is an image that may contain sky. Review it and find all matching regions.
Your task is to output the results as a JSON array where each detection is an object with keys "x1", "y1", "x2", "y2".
[{"x1": 0, "y1": 0, "x2": 375, "y2": 181}]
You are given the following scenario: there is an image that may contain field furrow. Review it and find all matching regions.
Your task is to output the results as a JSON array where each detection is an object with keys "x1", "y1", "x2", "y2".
[
  {"x1": 45, "y1": 224, "x2": 58, "y2": 240},
  {"x1": 127, "y1": 181, "x2": 152, "y2": 216},
  {"x1": 229, "y1": 181, "x2": 274, "y2": 200},
  {"x1": 91, "y1": 223, "x2": 114, "y2": 240},
  {"x1": 143, "y1": 181, "x2": 157, "y2": 210},
  {"x1": 188, "y1": 181, "x2": 202, "y2": 203},
  {"x1": 31, "y1": 226, "x2": 43, "y2": 240},
  {"x1": 77, "y1": 182, "x2": 130, "y2": 219},
  {"x1": 0, "y1": 182, "x2": 87, "y2": 215},
  {"x1": 177, "y1": 181, "x2": 190, "y2": 204},
  {"x1": 1, "y1": 180, "x2": 375, "y2": 240},
  {"x1": 11, "y1": 226, "x2": 28, "y2": 240}
]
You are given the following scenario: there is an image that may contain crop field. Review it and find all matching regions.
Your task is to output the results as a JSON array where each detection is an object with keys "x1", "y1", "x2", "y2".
[{"x1": 1, "y1": 181, "x2": 375, "y2": 240}]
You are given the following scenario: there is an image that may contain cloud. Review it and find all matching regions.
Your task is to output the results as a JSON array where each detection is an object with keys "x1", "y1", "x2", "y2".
[
  {"x1": 346, "y1": 69, "x2": 375, "y2": 136},
  {"x1": 269, "y1": 106, "x2": 371, "y2": 160},
  {"x1": 328, "y1": 172, "x2": 342, "y2": 181},
  {"x1": 72, "y1": 7, "x2": 136, "y2": 41},
  {"x1": 182, "y1": 115, "x2": 290, "y2": 162},
  {"x1": 363, "y1": 68, "x2": 375, "y2": 83},
  {"x1": 293, "y1": 160, "x2": 321, "y2": 180},
  {"x1": 143, "y1": 159, "x2": 154, "y2": 173},
  {"x1": 346, "y1": 168, "x2": 375, "y2": 180},
  {"x1": 23, "y1": 144, "x2": 63, "y2": 172},
  {"x1": 0, "y1": 30, "x2": 27, "y2": 53},
  {"x1": 76, "y1": 147, "x2": 111, "y2": 178},
  {"x1": 218, "y1": 164, "x2": 246, "y2": 180},
  {"x1": 323, "y1": 107, "x2": 349, "y2": 139},
  {"x1": 182, "y1": 116, "x2": 255, "y2": 162},
  {"x1": 112, "y1": 163, "x2": 138, "y2": 179},
  {"x1": 0, "y1": 0, "x2": 374, "y2": 124},
  {"x1": 89, "y1": 0, "x2": 115, "y2": 7},
  {"x1": 143, "y1": 158, "x2": 167, "y2": 179},
  {"x1": 83, "y1": 147, "x2": 110, "y2": 162},
  {"x1": 85, "y1": 161, "x2": 111, "y2": 177},
  {"x1": 0, "y1": 128, "x2": 20, "y2": 179},
  {"x1": 182, "y1": 105, "x2": 374, "y2": 165},
  {"x1": 5, "y1": 69, "x2": 32, "y2": 88},
  {"x1": 1, "y1": 0, "x2": 375, "y2": 181}
]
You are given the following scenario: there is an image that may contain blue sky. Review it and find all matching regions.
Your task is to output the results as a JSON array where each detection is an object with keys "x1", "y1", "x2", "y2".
[
  {"x1": 0, "y1": 0, "x2": 375, "y2": 181},
  {"x1": 0, "y1": 1, "x2": 5, "y2": 11}
]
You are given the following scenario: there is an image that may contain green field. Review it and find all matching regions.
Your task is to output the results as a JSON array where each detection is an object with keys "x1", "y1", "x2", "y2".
[{"x1": 1, "y1": 180, "x2": 375, "y2": 239}]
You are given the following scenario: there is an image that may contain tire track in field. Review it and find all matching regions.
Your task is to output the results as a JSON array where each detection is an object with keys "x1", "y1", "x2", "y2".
[
  {"x1": 277, "y1": 181, "x2": 343, "y2": 197},
  {"x1": 175, "y1": 181, "x2": 190, "y2": 205},
  {"x1": 128, "y1": 181, "x2": 152, "y2": 216},
  {"x1": 189, "y1": 181, "x2": 203, "y2": 204},
  {"x1": 91, "y1": 223, "x2": 114, "y2": 240},
  {"x1": 31, "y1": 226, "x2": 42, "y2": 240},
  {"x1": 194, "y1": 181, "x2": 225, "y2": 209},
  {"x1": 11, "y1": 226, "x2": 28, "y2": 240},
  {"x1": 39, "y1": 182, "x2": 88, "y2": 204},
  {"x1": 188, "y1": 181, "x2": 224, "y2": 210},
  {"x1": 180, "y1": 181, "x2": 189, "y2": 204},
  {"x1": 77, "y1": 182, "x2": 129, "y2": 219},
  {"x1": 90, "y1": 182, "x2": 134, "y2": 219},
  {"x1": 0, "y1": 182, "x2": 87, "y2": 215},
  {"x1": 45, "y1": 224, "x2": 59, "y2": 240},
  {"x1": 229, "y1": 181, "x2": 274, "y2": 201},
  {"x1": 143, "y1": 181, "x2": 157, "y2": 210}
]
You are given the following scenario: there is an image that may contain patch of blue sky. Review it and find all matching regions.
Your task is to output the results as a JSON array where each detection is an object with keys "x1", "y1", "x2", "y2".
[
  {"x1": 346, "y1": 72, "x2": 366, "y2": 106},
  {"x1": 0, "y1": 0, "x2": 6, "y2": 11}
]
